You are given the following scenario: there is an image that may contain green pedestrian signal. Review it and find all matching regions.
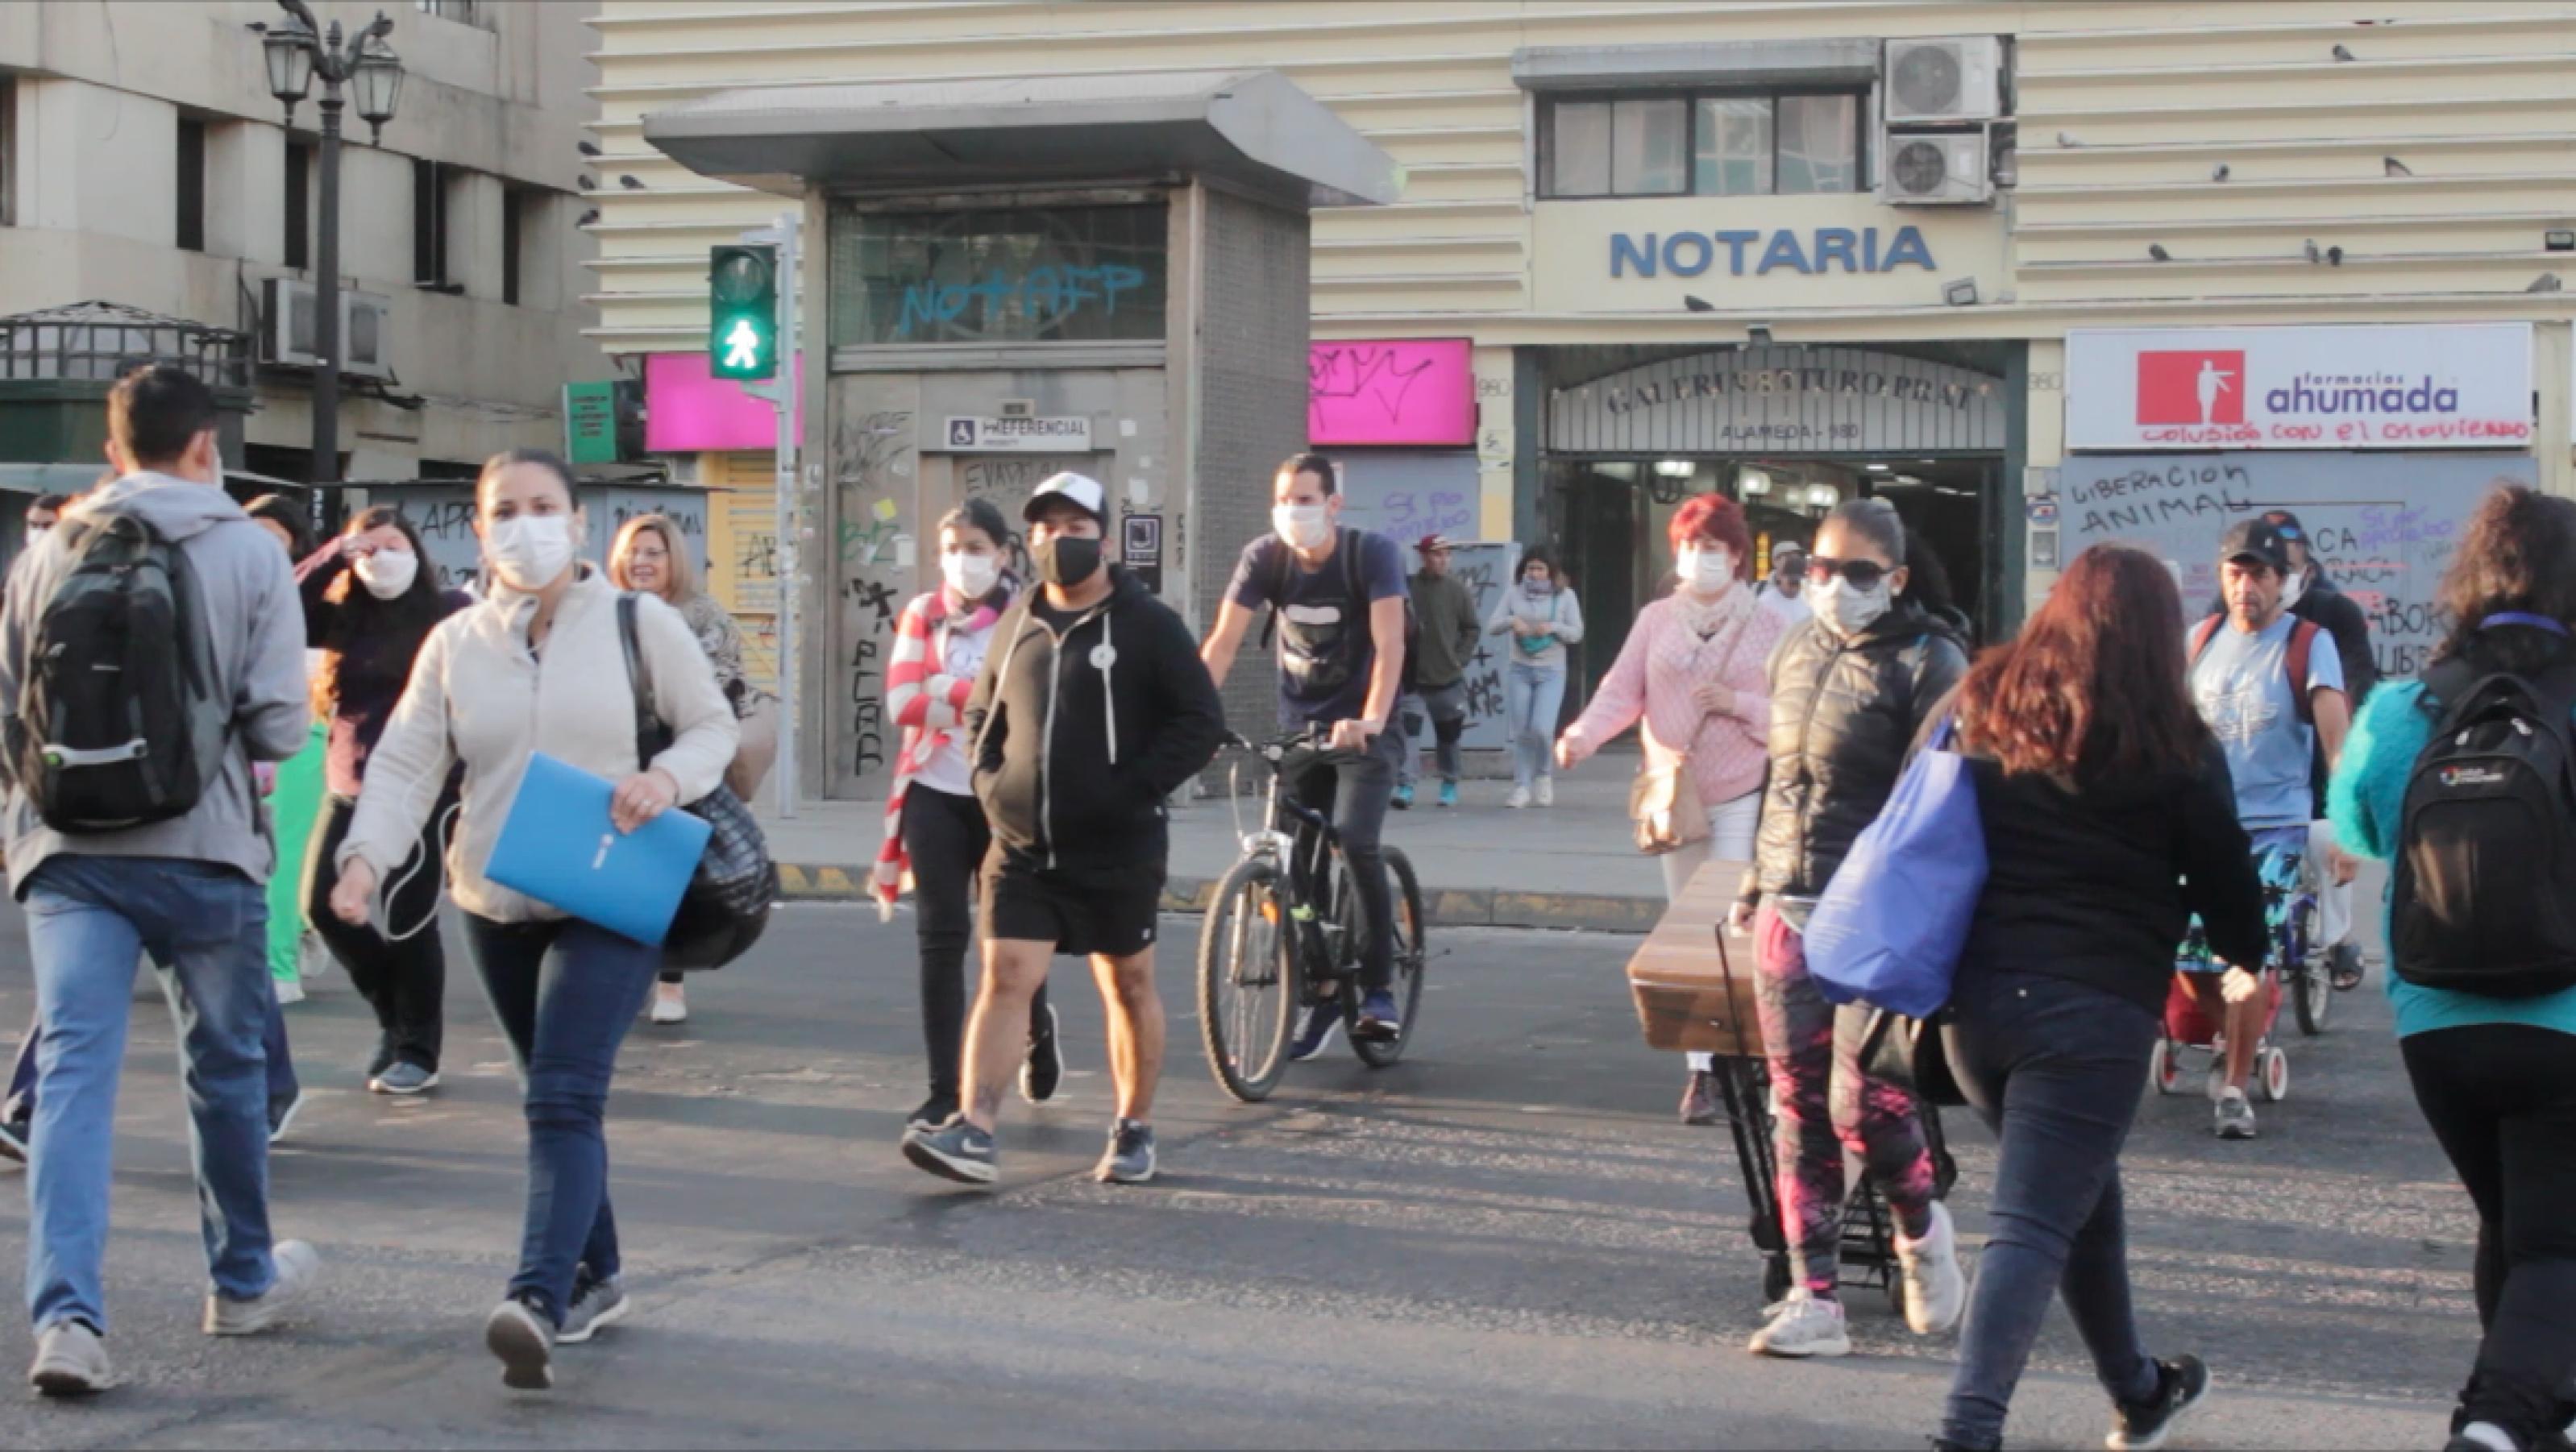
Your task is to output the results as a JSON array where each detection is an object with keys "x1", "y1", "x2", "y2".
[{"x1": 708, "y1": 244, "x2": 779, "y2": 380}]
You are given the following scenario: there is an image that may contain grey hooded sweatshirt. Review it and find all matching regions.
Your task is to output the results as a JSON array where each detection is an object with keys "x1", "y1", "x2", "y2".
[{"x1": 0, "y1": 472, "x2": 312, "y2": 896}]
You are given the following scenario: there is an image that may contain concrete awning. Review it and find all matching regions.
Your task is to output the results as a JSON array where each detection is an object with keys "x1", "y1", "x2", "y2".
[{"x1": 642, "y1": 69, "x2": 1400, "y2": 210}]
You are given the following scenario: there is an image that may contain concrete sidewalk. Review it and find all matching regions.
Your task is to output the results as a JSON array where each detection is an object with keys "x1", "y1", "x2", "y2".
[{"x1": 758, "y1": 753, "x2": 1669, "y2": 933}]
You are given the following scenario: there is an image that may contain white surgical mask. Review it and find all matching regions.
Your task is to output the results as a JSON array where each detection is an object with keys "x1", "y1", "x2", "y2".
[
  {"x1": 1273, "y1": 503, "x2": 1332, "y2": 551},
  {"x1": 352, "y1": 548, "x2": 419, "y2": 600},
  {"x1": 2279, "y1": 568, "x2": 2308, "y2": 610},
  {"x1": 1680, "y1": 546, "x2": 1735, "y2": 595},
  {"x1": 942, "y1": 550, "x2": 999, "y2": 600},
  {"x1": 484, "y1": 514, "x2": 575, "y2": 591},
  {"x1": 1814, "y1": 574, "x2": 1893, "y2": 637}
]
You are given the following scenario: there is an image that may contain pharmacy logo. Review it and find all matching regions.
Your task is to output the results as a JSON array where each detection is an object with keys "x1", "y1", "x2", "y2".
[{"x1": 2137, "y1": 350, "x2": 2246, "y2": 426}]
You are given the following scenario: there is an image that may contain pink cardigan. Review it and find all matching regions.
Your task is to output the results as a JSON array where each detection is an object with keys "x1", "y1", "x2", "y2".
[{"x1": 1564, "y1": 589, "x2": 1783, "y2": 808}]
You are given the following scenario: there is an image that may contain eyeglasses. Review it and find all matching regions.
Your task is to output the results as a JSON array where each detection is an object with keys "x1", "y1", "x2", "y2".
[{"x1": 1805, "y1": 556, "x2": 1891, "y2": 591}]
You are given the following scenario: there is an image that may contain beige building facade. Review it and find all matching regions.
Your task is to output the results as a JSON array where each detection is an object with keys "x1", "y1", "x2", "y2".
[
  {"x1": 1, "y1": 0, "x2": 604, "y2": 493},
  {"x1": 587, "y1": 1, "x2": 2576, "y2": 797}
]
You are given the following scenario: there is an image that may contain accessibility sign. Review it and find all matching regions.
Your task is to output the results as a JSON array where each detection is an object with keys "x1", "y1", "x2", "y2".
[{"x1": 942, "y1": 416, "x2": 1093, "y2": 452}]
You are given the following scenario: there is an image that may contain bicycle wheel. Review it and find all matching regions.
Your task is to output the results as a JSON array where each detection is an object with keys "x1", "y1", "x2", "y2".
[
  {"x1": 1197, "y1": 856, "x2": 1298, "y2": 1103},
  {"x1": 1351, "y1": 847, "x2": 1427, "y2": 1068},
  {"x1": 2290, "y1": 898, "x2": 2332, "y2": 1037}
]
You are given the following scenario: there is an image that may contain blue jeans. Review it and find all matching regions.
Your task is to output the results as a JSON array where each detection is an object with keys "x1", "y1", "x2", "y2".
[
  {"x1": 463, "y1": 913, "x2": 661, "y2": 1325},
  {"x1": 21, "y1": 856, "x2": 283, "y2": 1334},
  {"x1": 7, "y1": 985, "x2": 297, "y2": 1128},
  {"x1": 1938, "y1": 969, "x2": 2163, "y2": 1450},
  {"x1": 1505, "y1": 661, "x2": 1566, "y2": 792}
]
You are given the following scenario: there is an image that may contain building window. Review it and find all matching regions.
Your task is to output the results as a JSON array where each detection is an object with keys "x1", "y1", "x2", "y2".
[
  {"x1": 828, "y1": 201, "x2": 1170, "y2": 348},
  {"x1": 176, "y1": 117, "x2": 207, "y2": 251},
  {"x1": 1541, "y1": 91, "x2": 1865, "y2": 198},
  {"x1": 413, "y1": 0, "x2": 490, "y2": 28},
  {"x1": 501, "y1": 188, "x2": 525, "y2": 305},
  {"x1": 413, "y1": 159, "x2": 448, "y2": 286},
  {"x1": 284, "y1": 138, "x2": 313, "y2": 270}
]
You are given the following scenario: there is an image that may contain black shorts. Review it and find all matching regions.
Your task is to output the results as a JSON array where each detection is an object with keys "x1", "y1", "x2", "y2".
[{"x1": 979, "y1": 848, "x2": 1165, "y2": 960}]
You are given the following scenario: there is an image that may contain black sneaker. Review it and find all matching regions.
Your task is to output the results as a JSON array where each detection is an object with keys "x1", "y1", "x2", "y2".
[
  {"x1": 906, "y1": 1093, "x2": 959, "y2": 1133},
  {"x1": 2329, "y1": 942, "x2": 2365, "y2": 991},
  {"x1": 2109, "y1": 1355, "x2": 2210, "y2": 1450},
  {"x1": 902, "y1": 1118, "x2": 998, "y2": 1186},
  {"x1": 1020, "y1": 1004, "x2": 1063, "y2": 1105},
  {"x1": 0, "y1": 1114, "x2": 26, "y2": 1165},
  {"x1": 1095, "y1": 1118, "x2": 1156, "y2": 1184}
]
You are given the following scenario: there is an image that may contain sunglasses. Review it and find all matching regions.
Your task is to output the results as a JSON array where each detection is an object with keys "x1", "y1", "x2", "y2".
[{"x1": 1805, "y1": 556, "x2": 1892, "y2": 591}]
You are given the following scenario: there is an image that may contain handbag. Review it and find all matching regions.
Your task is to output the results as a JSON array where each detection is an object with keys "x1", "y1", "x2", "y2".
[
  {"x1": 1630, "y1": 611, "x2": 1753, "y2": 857},
  {"x1": 617, "y1": 595, "x2": 779, "y2": 971},
  {"x1": 1801, "y1": 717, "x2": 1984, "y2": 1019}
]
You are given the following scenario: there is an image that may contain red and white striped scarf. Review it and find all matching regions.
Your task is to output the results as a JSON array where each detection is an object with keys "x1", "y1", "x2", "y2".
[{"x1": 870, "y1": 584, "x2": 1008, "y2": 920}]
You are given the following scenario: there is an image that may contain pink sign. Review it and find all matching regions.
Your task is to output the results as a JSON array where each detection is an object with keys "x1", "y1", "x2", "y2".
[
  {"x1": 1308, "y1": 338, "x2": 1475, "y2": 446},
  {"x1": 644, "y1": 351, "x2": 804, "y2": 454}
]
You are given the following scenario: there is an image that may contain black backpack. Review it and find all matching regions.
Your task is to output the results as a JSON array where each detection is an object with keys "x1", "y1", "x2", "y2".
[
  {"x1": 2390, "y1": 655, "x2": 2576, "y2": 998},
  {"x1": 6, "y1": 511, "x2": 222, "y2": 833},
  {"x1": 1257, "y1": 527, "x2": 1422, "y2": 694}
]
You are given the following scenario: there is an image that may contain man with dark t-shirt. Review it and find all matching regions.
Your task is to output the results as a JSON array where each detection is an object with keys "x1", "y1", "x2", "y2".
[{"x1": 1200, "y1": 451, "x2": 1411, "y2": 1056}]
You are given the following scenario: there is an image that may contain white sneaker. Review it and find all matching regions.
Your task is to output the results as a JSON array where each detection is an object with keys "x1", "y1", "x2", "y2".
[
  {"x1": 1896, "y1": 1201, "x2": 1967, "y2": 1334},
  {"x1": 1504, "y1": 786, "x2": 1531, "y2": 810},
  {"x1": 649, "y1": 984, "x2": 688, "y2": 1026},
  {"x1": 205, "y1": 1238, "x2": 321, "y2": 1335},
  {"x1": 1535, "y1": 776, "x2": 1554, "y2": 807},
  {"x1": 1747, "y1": 1288, "x2": 1850, "y2": 1358},
  {"x1": 2214, "y1": 1089, "x2": 2258, "y2": 1140},
  {"x1": 27, "y1": 1319, "x2": 112, "y2": 1396}
]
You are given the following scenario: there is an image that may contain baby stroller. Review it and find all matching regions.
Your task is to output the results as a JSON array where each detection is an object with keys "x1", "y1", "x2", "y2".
[{"x1": 2150, "y1": 924, "x2": 2291, "y2": 1105}]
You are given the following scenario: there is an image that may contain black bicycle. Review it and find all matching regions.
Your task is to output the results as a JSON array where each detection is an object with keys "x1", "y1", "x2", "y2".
[{"x1": 1196, "y1": 729, "x2": 1427, "y2": 1103}]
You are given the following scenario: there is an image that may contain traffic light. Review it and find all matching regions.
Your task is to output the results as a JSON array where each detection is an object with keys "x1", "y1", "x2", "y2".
[{"x1": 707, "y1": 243, "x2": 779, "y2": 380}]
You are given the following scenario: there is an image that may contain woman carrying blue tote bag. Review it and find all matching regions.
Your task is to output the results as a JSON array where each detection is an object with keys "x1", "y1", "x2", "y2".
[{"x1": 1803, "y1": 717, "x2": 1985, "y2": 1020}]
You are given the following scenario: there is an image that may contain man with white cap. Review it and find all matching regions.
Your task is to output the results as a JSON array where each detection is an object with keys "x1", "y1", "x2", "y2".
[{"x1": 901, "y1": 472, "x2": 1226, "y2": 1189}]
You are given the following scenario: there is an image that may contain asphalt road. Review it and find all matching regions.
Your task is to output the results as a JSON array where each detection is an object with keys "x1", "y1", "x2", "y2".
[{"x1": 0, "y1": 901, "x2": 2483, "y2": 1449}]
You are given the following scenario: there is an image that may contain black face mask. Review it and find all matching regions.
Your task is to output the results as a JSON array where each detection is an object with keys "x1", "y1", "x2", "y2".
[{"x1": 1034, "y1": 533, "x2": 1103, "y2": 588}]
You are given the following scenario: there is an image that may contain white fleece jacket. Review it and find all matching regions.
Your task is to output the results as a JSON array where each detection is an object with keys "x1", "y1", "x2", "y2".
[{"x1": 339, "y1": 566, "x2": 737, "y2": 923}]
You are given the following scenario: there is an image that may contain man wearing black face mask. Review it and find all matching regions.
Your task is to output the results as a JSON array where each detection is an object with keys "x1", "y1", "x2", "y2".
[{"x1": 903, "y1": 473, "x2": 1226, "y2": 1190}]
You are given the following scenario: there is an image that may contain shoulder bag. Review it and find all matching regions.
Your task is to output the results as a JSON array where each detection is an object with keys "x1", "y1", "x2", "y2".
[
  {"x1": 1631, "y1": 610, "x2": 1752, "y2": 856},
  {"x1": 618, "y1": 594, "x2": 779, "y2": 971}
]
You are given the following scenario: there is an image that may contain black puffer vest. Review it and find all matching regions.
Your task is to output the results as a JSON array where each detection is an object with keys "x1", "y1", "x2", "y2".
[{"x1": 1752, "y1": 600, "x2": 1971, "y2": 902}]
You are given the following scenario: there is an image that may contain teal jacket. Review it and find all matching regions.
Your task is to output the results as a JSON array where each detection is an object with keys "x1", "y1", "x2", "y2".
[{"x1": 2326, "y1": 679, "x2": 2576, "y2": 1039}]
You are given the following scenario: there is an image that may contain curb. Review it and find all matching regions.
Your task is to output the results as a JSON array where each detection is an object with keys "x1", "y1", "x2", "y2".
[{"x1": 777, "y1": 864, "x2": 1658, "y2": 936}]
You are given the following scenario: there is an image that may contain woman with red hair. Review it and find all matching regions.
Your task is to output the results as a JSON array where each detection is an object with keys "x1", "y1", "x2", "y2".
[
  {"x1": 1557, "y1": 492, "x2": 1784, "y2": 1123},
  {"x1": 1932, "y1": 544, "x2": 2264, "y2": 1450}
]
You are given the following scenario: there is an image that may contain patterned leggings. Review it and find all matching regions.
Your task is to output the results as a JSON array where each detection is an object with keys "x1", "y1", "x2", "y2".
[{"x1": 1755, "y1": 905, "x2": 1938, "y2": 1296}]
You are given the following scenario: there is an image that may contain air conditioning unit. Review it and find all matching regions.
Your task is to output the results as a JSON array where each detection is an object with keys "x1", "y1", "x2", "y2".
[
  {"x1": 259, "y1": 278, "x2": 395, "y2": 380},
  {"x1": 1884, "y1": 36, "x2": 2006, "y2": 123},
  {"x1": 1881, "y1": 131, "x2": 1993, "y2": 206}
]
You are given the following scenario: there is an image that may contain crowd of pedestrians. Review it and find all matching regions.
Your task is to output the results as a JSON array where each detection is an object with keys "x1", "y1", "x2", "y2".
[{"x1": 0, "y1": 370, "x2": 2561, "y2": 1447}]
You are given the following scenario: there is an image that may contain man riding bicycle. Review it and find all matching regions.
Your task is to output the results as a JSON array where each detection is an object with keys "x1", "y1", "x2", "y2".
[
  {"x1": 2183, "y1": 517, "x2": 2354, "y2": 1140},
  {"x1": 1201, "y1": 450, "x2": 1411, "y2": 1056}
]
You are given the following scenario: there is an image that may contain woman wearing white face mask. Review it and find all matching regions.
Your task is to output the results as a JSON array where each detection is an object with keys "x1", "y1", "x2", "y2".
[
  {"x1": 610, "y1": 514, "x2": 776, "y2": 1027},
  {"x1": 330, "y1": 449, "x2": 737, "y2": 1388},
  {"x1": 1556, "y1": 495, "x2": 1786, "y2": 1123},
  {"x1": 870, "y1": 499, "x2": 1062, "y2": 1131},
  {"x1": 1727, "y1": 496, "x2": 1974, "y2": 1360},
  {"x1": 1487, "y1": 547, "x2": 1585, "y2": 807},
  {"x1": 296, "y1": 506, "x2": 472, "y2": 1094}
]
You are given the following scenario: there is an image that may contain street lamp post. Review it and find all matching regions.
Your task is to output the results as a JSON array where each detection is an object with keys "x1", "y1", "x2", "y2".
[{"x1": 264, "y1": 2, "x2": 402, "y2": 503}]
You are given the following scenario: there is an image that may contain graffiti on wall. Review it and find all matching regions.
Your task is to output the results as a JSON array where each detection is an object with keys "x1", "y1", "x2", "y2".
[{"x1": 834, "y1": 409, "x2": 915, "y2": 782}]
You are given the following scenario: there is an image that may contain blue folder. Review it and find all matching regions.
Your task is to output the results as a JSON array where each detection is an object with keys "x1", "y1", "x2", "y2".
[{"x1": 484, "y1": 753, "x2": 710, "y2": 947}]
